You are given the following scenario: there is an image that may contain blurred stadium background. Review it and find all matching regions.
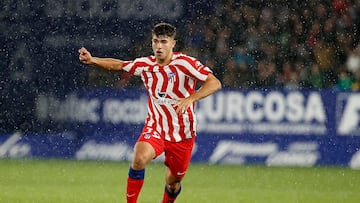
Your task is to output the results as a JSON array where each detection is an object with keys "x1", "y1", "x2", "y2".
[{"x1": 1, "y1": 0, "x2": 360, "y2": 202}]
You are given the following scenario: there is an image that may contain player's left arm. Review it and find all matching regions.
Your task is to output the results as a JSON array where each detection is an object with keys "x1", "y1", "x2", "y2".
[{"x1": 175, "y1": 73, "x2": 221, "y2": 114}]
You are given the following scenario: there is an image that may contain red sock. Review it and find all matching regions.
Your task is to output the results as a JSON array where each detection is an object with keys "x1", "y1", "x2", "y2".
[
  {"x1": 126, "y1": 168, "x2": 145, "y2": 203},
  {"x1": 162, "y1": 185, "x2": 181, "y2": 203},
  {"x1": 126, "y1": 177, "x2": 144, "y2": 203}
]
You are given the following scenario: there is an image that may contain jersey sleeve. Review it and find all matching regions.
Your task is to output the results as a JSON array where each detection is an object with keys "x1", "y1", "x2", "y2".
[
  {"x1": 122, "y1": 58, "x2": 143, "y2": 76},
  {"x1": 194, "y1": 60, "x2": 213, "y2": 81},
  {"x1": 176, "y1": 55, "x2": 213, "y2": 82}
]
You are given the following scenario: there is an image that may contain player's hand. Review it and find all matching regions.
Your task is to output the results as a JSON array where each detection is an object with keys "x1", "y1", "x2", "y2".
[
  {"x1": 78, "y1": 47, "x2": 93, "y2": 64},
  {"x1": 174, "y1": 97, "x2": 195, "y2": 114}
]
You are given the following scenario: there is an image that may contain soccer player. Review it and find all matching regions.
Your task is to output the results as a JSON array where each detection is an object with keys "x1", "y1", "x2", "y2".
[{"x1": 79, "y1": 22, "x2": 222, "y2": 203}]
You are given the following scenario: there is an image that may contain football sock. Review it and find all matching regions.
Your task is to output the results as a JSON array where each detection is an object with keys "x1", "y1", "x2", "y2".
[
  {"x1": 162, "y1": 184, "x2": 182, "y2": 203},
  {"x1": 126, "y1": 167, "x2": 145, "y2": 203}
]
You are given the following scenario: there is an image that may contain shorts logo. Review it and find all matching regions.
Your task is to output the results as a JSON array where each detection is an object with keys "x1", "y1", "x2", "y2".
[
  {"x1": 152, "y1": 133, "x2": 161, "y2": 139},
  {"x1": 176, "y1": 171, "x2": 185, "y2": 176},
  {"x1": 143, "y1": 133, "x2": 151, "y2": 139}
]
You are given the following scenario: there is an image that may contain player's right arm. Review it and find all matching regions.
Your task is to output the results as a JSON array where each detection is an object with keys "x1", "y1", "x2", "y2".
[{"x1": 78, "y1": 47, "x2": 124, "y2": 71}]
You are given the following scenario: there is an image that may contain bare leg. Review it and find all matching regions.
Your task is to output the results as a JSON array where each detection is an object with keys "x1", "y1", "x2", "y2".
[
  {"x1": 165, "y1": 168, "x2": 182, "y2": 192},
  {"x1": 126, "y1": 141, "x2": 156, "y2": 203},
  {"x1": 162, "y1": 168, "x2": 182, "y2": 203},
  {"x1": 132, "y1": 141, "x2": 156, "y2": 170}
]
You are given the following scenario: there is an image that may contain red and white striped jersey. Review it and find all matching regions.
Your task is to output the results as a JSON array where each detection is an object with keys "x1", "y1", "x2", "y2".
[{"x1": 122, "y1": 52, "x2": 212, "y2": 142}]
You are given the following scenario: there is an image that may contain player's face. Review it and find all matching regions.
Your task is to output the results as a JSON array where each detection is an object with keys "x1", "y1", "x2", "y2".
[{"x1": 152, "y1": 35, "x2": 175, "y2": 64}]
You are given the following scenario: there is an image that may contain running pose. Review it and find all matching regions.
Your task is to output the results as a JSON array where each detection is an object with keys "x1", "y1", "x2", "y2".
[{"x1": 79, "y1": 22, "x2": 221, "y2": 203}]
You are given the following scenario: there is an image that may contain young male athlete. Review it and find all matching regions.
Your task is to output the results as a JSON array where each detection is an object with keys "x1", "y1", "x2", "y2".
[{"x1": 79, "y1": 22, "x2": 221, "y2": 203}]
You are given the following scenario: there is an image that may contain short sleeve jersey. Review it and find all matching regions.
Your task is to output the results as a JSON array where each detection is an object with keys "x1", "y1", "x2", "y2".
[{"x1": 122, "y1": 52, "x2": 212, "y2": 142}]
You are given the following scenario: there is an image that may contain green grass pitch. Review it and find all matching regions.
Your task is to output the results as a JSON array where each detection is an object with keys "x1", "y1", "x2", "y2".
[{"x1": 1, "y1": 159, "x2": 360, "y2": 203}]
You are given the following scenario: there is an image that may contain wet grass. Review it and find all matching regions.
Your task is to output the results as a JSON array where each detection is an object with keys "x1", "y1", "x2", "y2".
[{"x1": 0, "y1": 159, "x2": 359, "y2": 203}]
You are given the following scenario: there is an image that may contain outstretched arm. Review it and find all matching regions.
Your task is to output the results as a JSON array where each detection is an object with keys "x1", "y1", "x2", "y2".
[
  {"x1": 78, "y1": 47, "x2": 124, "y2": 71},
  {"x1": 174, "y1": 73, "x2": 222, "y2": 114}
]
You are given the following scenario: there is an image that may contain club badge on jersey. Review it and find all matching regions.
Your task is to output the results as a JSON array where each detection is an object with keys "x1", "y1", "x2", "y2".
[{"x1": 168, "y1": 72, "x2": 177, "y2": 83}]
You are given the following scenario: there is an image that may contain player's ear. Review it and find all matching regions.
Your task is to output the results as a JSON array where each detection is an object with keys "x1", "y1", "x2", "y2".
[{"x1": 172, "y1": 39, "x2": 176, "y2": 48}]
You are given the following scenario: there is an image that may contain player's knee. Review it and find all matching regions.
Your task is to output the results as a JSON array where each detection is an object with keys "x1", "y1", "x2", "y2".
[
  {"x1": 167, "y1": 182, "x2": 181, "y2": 193},
  {"x1": 167, "y1": 176, "x2": 181, "y2": 190},
  {"x1": 132, "y1": 154, "x2": 150, "y2": 170},
  {"x1": 131, "y1": 141, "x2": 156, "y2": 170}
]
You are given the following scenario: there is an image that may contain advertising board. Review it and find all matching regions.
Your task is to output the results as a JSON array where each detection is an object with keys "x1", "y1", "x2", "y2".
[{"x1": 2, "y1": 89, "x2": 360, "y2": 168}]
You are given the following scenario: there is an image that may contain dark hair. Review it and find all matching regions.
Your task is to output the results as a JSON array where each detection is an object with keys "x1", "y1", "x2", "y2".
[{"x1": 152, "y1": 23, "x2": 176, "y2": 38}]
